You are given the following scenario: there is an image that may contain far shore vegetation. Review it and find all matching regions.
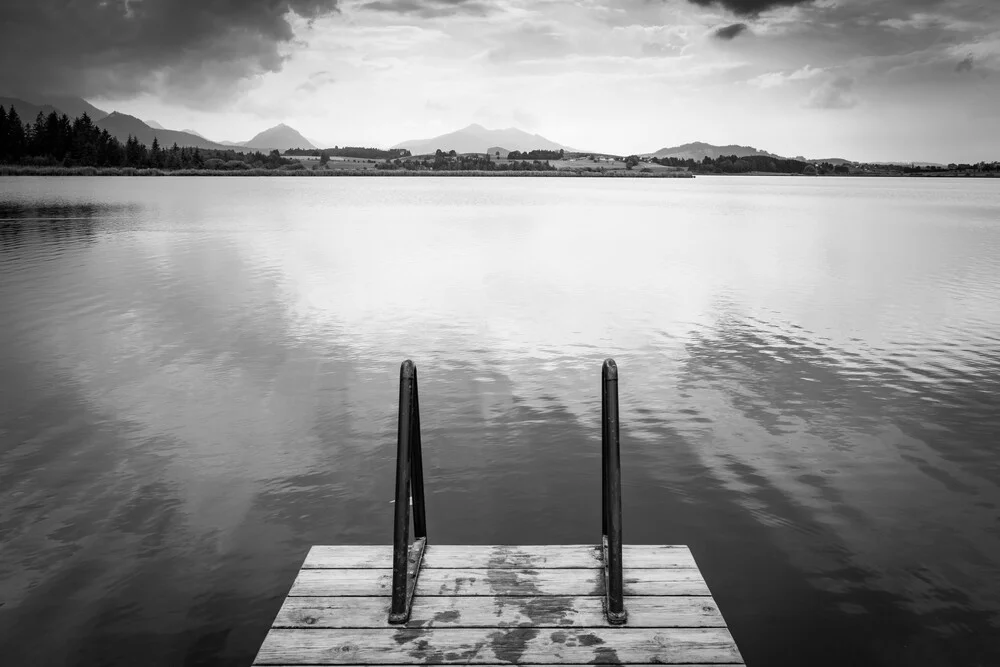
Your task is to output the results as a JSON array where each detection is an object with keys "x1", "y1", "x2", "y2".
[{"x1": 1, "y1": 105, "x2": 996, "y2": 178}]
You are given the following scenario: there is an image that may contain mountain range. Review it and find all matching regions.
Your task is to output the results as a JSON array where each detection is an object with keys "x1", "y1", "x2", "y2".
[
  {"x1": 96, "y1": 112, "x2": 233, "y2": 150},
  {"x1": 1, "y1": 93, "x2": 936, "y2": 164},
  {"x1": 643, "y1": 141, "x2": 785, "y2": 161},
  {"x1": 0, "y1": 94, "x2": 315, "y2": 151},
  {"x1": 392, "y1": 123, "x2": 578, "y2": 155}
]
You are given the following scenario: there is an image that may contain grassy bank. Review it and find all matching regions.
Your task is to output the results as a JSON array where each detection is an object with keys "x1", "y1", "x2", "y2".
[{"x1": 0, "y1": 164, "x2": 694, "y2": 178}]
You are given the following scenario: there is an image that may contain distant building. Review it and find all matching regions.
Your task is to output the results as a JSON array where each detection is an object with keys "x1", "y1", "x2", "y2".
[{"x1": 487, "y1": 146, "x2": 510, "y2": 159}]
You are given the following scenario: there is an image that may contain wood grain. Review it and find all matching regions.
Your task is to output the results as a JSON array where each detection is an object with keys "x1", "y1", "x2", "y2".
[
  {"x1": 303, "y1": 545, "x2": 697, "y2": 570},
  {"x1": 253, "y1": 627, "x2": 743, "y2": 665},
  {"x1": 273, "y1": 596, "x2": 727, "y2": 629},
  {"x1": 288, "y1": 568, "x2": 711, "y2": 597}
]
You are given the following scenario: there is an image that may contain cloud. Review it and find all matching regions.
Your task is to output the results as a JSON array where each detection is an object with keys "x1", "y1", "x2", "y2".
[
  {"x1": 714, "y1": 23, "x2": 749, "y2": 40},
  {"x1": 805, "y1": 75, "x2": 858, "y2": 109},
  {"x1": 296, "y1": 70, "x2": 338, "y2": 93},
  {"x1": 0, "y1": 0, "x2": 341, "y2": 104},
  {"x1": 485, "y1": 23, "x2": 571, "y2": 64},
  {"x1": 358, "y1": 0, "x2": 497, "y2": 18},
  {"x1": 687, "y1": 0, "x2": 814, "y2": 18},
  {"x1": 955, "y1": 55, "x2": 974, "y2": 72},
  {"x1": 749, "y1": 64, "x2": 822, "y2": 88}
]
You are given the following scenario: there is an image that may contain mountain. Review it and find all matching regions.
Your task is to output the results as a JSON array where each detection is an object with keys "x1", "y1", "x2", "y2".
[
  {"x1": 146, "y1": 119, "x2": 166, "y2": 129},
  {"x1": 243, "y1": 124, "x2": 315, "y2": 151},
  {"x1": 219, "y1": 140, "x2": 246, "y2": 147},
  {"x1": 182, "y1": 128, "x2": 208, "y2": 139},
  {"x1": 643, "y1": 142, "x2": 784, "y2": 161},
  {"x1": 393, "y1": 124, "x2": 577, "y2": 155},
  {"x1": 0, "y1": 96, "x2": 61, "y2": 122},
  {"x1": 96, "y1": 112, "x2": 232, "y2": 150},
  {"x1": 42, "y1": 96, "x2": 108, "y2": 122}
]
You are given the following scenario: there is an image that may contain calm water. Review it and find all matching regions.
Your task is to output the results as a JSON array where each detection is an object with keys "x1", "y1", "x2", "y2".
[{"x1": 1, "y1": 176, "x2": 999, "y2": 666}]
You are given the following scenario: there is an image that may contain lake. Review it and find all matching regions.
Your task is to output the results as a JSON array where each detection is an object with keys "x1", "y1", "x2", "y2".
[{"x1": 1, "y1": 175, "x2": 999, "y2": 666}]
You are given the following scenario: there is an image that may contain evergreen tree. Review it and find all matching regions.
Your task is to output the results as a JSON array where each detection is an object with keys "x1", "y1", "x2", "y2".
[
  {"x1": 0, "y1": 106, "x2": 8, "y2": 160},
  {"x1": 6, "y1": 107, "x2": 25, "y2": 161},
  {"x1": 150, "y1": 137, "x2": 162, "y2": 168}
]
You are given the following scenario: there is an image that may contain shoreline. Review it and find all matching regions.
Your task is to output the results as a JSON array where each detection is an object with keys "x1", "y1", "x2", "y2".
[{"x1": 0, "y1": 165, "x2": 695, "y2": 178}]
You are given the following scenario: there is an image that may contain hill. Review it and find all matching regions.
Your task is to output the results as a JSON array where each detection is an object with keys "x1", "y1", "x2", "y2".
[
  {"x1": 243, "y1": 124, "x2": 315, "y2": 151},
  {"x1": 96, "y1": 112, "x2": 232, "y2": 150},
  {"x1": 393, "y1": 124, "x2": 577, "y2": 155},
  {"x1": 0, "y1": 97, "x2": 62, "y2": 122},
  {"x1": 146, "y1": 120, "x2": 166, "y2": 129},
  {"x1": 644, "y1": 142, "x2": 784, "y2": 161},
  {"x1": 41, "y1": 96, "x2": 108, "y2": 122}
]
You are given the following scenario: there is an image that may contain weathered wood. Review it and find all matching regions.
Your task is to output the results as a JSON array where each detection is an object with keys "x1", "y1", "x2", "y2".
[
  {"x1": 303, "y1": 545, "x2": 698, "y2": 570},
  {"x1": 274, "y1": 596, "x2": 728, "y2": 629},
  {"x1": 252, "y1": 627, "x2": 743, "y2": 665},
  {"x1": 257, "y1": 545, "x2": 744, "y2": 666},
  {"x1": 289, "y1": 568, "x2": 711, "y2": 597}
]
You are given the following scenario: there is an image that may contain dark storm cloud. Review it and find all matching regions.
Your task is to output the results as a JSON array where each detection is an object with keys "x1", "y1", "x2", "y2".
[
  {"x1": 359, "y1": 0, "x2": 496, "y2": 18},
  {"x1": 714, "y1": 23, "x2": 749, "y2": 40},
  {"x1": 0, "y1": 0, "x2": 340, "y2": 103},
  {"x1": 688, "y1": 0, "x2": 813, "y2": 17},
  {"x1": 955, "y1": 55, "x2": 974, "y2": 72}
]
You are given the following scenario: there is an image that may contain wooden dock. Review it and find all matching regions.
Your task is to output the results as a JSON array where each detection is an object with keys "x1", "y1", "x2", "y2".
[
  {"x1": 253, "y1": 543, "x2": 744, "y2": 665},
  {"x1": 254, "y1": 361, "x2": 744, "y2": 665}
]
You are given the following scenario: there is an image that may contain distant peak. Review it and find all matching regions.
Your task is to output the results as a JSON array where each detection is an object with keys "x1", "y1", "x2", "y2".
[{"x1": 464, "y1": 123, "x2": 486, "y2": 130}]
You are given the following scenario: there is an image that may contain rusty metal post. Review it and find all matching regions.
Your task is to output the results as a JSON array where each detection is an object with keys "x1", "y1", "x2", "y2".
[{"x1": 602, "y1": 359, "x2": 627, "y2": 625}]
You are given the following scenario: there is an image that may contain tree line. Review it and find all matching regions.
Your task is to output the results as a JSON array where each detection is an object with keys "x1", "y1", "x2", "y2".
[
  {"x1": 650, "y1": 154, "x2": 816, "y2": 174},
  {"x1": 0, "y1": 106, "x2": 299, "y2": 170},
  {"x1": 285, "y1": 146, "x2": 411, "y2": 160},
  {"x1": 506, "y1": 149, "x2": 564, "y2": 160},
  {"x1": 377, "y1": 149, "x2": 555, "y2": 172}
]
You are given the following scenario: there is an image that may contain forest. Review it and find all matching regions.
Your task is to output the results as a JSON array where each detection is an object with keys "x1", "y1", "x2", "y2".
[
  {"x1": 0, "y1": 106, "x2": 299, "y2": 170},
  {"x1": 286, "y1": 147, "x2": 411, "y2": 160},
  {"x1": 376, "y1": 149, "x2": 556, "y2": 172}
]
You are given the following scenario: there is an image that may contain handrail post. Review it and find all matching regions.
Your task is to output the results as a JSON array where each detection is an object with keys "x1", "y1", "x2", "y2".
[
  {"x1": 602, "y1": 359, "x2": 627, "y2": 625},
  {"x1": 389, "y1": 360, "x2": 427, "y2": 624}
]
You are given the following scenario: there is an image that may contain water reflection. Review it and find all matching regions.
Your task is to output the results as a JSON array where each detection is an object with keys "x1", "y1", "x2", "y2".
[{"x1": 0, "y1": 176, "x2": 998, "y2": 666}]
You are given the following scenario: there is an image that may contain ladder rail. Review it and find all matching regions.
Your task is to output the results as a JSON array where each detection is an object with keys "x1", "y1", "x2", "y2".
[
  {"x1": 389, "y1": 360, "x2": 427, "y2": 624},
  {"x1": 602, "y1": 358, "x2": 627, "y2": 624},
  {"x1": 388, "y1": 358, "x2": 626, "y2": 625}
]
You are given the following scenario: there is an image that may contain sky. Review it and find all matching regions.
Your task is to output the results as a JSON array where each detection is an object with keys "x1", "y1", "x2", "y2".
[{"x1": 1, "y1": 0, "x2": 998, "y2": 162}]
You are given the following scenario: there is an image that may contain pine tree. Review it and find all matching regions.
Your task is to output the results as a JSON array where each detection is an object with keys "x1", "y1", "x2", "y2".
[
  {"x1": 6, "y1": 107, "x2": 25, "y2": 161},
  {"x1": 0, "y1": 106, "x2": 8, "y2": 161}
]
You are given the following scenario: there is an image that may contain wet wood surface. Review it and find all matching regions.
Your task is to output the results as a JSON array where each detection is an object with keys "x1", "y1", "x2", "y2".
[
  {"x1": 274, "y1": 596, "x2": 728, "y2": 628},
  {"x1": 289, "y1": 567, "x2": 711, "y2": 597},
  {"x1": 303, "y1": 545, "x2": 698, "y2": 569},
  {"x1": 254, "y1": 545, "x2": 744, "y2": 665}
]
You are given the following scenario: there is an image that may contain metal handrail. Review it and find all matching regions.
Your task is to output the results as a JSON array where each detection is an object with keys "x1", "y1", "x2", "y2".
[
  {"x1": 602, "y1": 358, "x2": 627, "y2": 624},
  {"x1": 388, "y1": 360, "x2": 427, "y2": 624},
  {"x1": 386, "y1": 358, "x2": 625, "y2": 625}
]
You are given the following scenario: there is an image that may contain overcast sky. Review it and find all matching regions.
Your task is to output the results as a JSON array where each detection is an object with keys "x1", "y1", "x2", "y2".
[{"x1": 1, "y1": 0, "x2": 998, "y2": 162}]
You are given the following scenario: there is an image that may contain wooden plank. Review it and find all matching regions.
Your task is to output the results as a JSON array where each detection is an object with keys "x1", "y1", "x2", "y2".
[
  {"x1": 274, "y1": 596, "x2": 728, "y2": 629},
  {"x1": 252, "y1": 627, "x2": 743, "y2": 665},
  {"x1": 303, "y1": 545, "x2": 697, "y2": 570},
  {"x1": 288, "y1": 568, "x2": 711, "y2": 597}
]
